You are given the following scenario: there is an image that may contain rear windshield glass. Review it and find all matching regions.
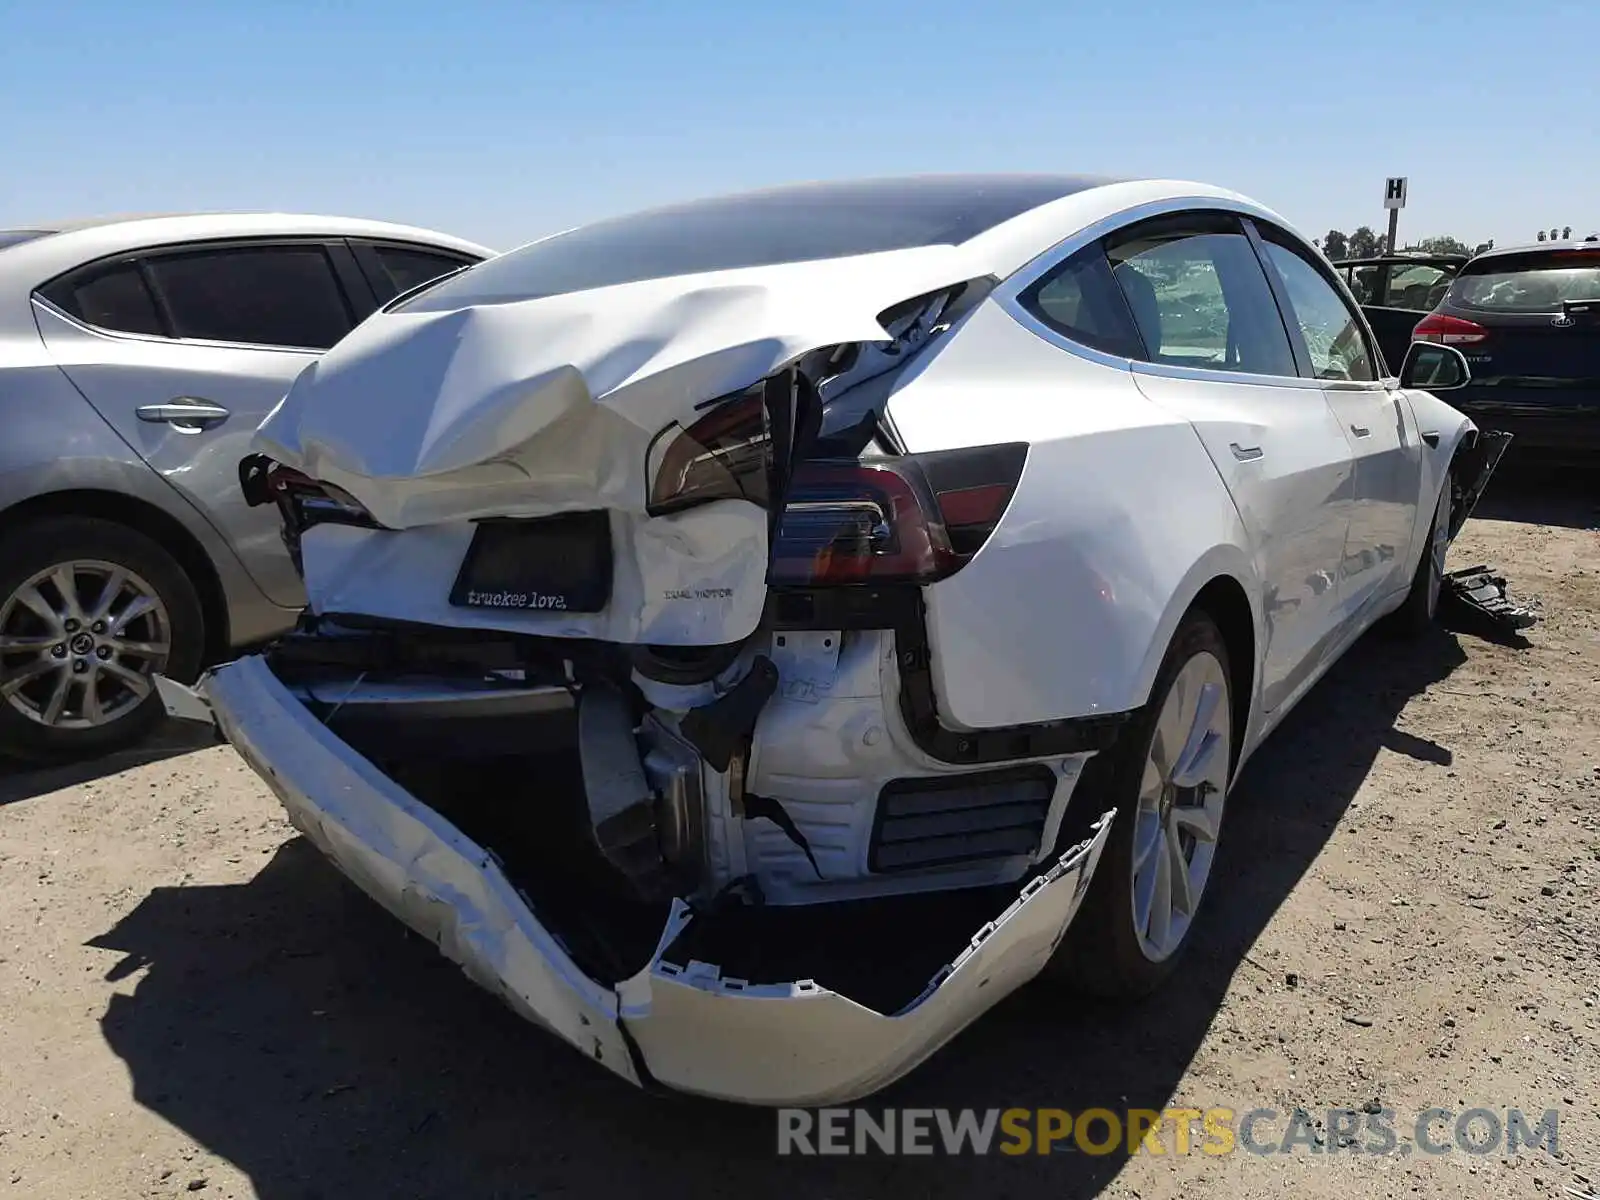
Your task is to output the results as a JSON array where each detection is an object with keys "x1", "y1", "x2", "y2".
[
  {"x1": 0, "y1": 229, "x2": 52, "y2": 251},
  {"x1": 1449, "y1": 252, "x2": 1600, "y2": 312},
  {"x1": 401, "y1": 175, "x2": 1109, "y2": 310}
]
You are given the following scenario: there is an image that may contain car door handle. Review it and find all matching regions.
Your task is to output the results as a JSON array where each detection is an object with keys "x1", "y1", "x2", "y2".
[
  {"x1": 1350, "y1": 424, "x2": 1371, "y2": 438},
  {"x1": 136, "y1": 398, "x2": 231, "y2": 433},
  {"x1": 1421, "y1": 430, "x2": 1440, "y2": 448},
  {"x1": 1229, "y1": 442, "x2": 1264, "y2": 461}
]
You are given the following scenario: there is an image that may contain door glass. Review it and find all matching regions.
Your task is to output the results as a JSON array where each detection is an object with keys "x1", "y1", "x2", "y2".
[
  {"x1": 38, "y1": 262, "x2": 164, "y2": 336},
  {"x1": 1105, "y1": 216, "x2": 1297, "y2": 376},
  {"x1": 1017, "y1": 243, "x2": 1145, "y2": 358},
  {"x1": 1347, "y1": 265, "x2": 1382, "y2": 306},
  {"x1": 373, "y1": 246, "x2": 471, "y2": 300},
  {"x1": 1383, "y1": 264, "x2": 1453, "y2": 311},
  {"x1": 1260, "y1": 241, "x2": 1377, "y2": 382},
  {"x1": 147, "y1": 246, "x2": 353, "y2": 350}
]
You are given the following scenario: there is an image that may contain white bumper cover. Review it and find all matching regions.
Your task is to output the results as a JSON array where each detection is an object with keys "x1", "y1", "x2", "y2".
[{"x1": 204, "y1": 655, "x2": 1113, "y2": 1105}]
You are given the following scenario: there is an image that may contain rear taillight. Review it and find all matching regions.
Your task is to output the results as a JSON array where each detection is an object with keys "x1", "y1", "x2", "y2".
[
  {"x1": 238, "y1": 454, "x2": 380, "y2": 579},
  {"x1": 768, "y1": 443, "x2": 1026, "y2": 587},
  {"x1": 647, "y1": 390, "x2": 771, "y2": 516},
  {"x1": 768, "y1": 460, "x2": 958, "y2": 585},
  {"x1": 264, "y1": 465, "x2": 376, "y2": 527},
  {"x1": 1413, "y1": 313, "x2": 1489, "y2": 345}
]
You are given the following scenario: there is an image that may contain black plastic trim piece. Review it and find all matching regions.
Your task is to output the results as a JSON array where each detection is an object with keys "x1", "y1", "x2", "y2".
[
  {"x1": 868, "y1": 764, "x2": 1056, "y2": 872},
  {"x1": 678, "y1": 655, "x2": 779, "y2": 772}
]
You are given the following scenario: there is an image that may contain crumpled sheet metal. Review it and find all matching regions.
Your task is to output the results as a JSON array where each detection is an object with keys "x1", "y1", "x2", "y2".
[{"x1": 254, "y1": 247, "x2": 978, "y2": 529}]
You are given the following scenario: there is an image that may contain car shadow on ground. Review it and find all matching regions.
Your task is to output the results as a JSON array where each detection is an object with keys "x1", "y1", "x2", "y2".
[
  {"x1": 1470, "y1": 462, "x2": 1598, "y2": 531},
  {"x1": 86, "y1": 620, "x2": 1478, "y2": 1200},
  {"x1": 0, "y1": 718, "x2": 217, "y2": 807}
]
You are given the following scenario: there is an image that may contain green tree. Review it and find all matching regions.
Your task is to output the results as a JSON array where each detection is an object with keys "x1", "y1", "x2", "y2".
[
  {"x1": 1347, "y1": 226, "x2": 1385, "y2": 258},
  {"x1": 1413, "y1": 235, "x2": 1471, "y2": 256},
  {"x1": 1322, "y1": 229, "x2": 1350, "y2": 259}
]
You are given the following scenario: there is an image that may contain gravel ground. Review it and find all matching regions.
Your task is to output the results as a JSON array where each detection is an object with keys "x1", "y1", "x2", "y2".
[{"x1": 1, "y1": 478, "x2": 1596, "y2": 1200}]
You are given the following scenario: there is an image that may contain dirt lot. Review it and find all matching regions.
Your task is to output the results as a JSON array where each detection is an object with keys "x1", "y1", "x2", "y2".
[{"x1": 2, "y1": 478, "x2": 1596, "y2": 1200}]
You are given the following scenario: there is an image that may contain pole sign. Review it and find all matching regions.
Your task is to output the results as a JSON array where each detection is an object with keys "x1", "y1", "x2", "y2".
[{"x1": 1383, "y1": 177, "x2": 1408, "y2": 210}]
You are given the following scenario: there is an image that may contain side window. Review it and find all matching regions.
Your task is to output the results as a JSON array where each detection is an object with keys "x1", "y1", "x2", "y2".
[
  {"x1": 1104, "y1": 213, "x2": 1297, "y2": 377},
  {"x1": 371, "y1": 245, "x2": 473, "y2": 301},
  {"x1": 1383, "y1": 264, "x2": 1452, "y2": 311},
  {"x1": 1258, "y1": 237, "x2": 1377, "y2": 382},
  {"x1": 38, "y1": 261, "x2": 164, "y2": 336},
  {"x1": 145, "y1": 245, "x2": 354, "y2": 350},
  {"x1": 1017, "y1": 243, "x2": 1145, "y2": 358},
  {"x1": 1347, "y1": 264, "x2": 1382, "y2": 306}
]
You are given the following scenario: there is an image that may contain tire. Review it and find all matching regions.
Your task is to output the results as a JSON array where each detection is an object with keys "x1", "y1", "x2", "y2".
[
  {"x1": 0, "y1": 516, "x2": 205, "y2": 762},
  {"x1": 1052, "y1": 610, "x2": 1234, "y2": 998},
  {"x1": 1387, "y1": 481, "x2": 1451, "y2": 639}
]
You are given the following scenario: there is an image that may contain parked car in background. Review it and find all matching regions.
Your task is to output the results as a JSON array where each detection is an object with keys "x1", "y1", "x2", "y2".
[
  {"x1": 170, "y1": 175, "x2": 1506, "y2": 1104},
  {"x1": 1411, "y1": 238, "x2": 1600, "y2": 459},
  {"x1": 0, "y1": 215, "x2": 492, "y2": 760},
  {"x1": 1333, "y1": 252, "x2": 1467, "y2": 373}
]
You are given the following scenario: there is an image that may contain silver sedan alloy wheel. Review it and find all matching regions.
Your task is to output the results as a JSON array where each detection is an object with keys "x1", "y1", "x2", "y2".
[
  {"x1": 0, "y1": 560, "x2": 172, "y2": 729},
  {"x1": 1131, "y1": 649, "x2": 1232, "y2": 963}
]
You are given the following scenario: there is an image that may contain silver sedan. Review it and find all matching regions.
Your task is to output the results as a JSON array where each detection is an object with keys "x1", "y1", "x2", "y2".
[{"x1": 0, "y1": 214, "x2": 492, "y2": 760}]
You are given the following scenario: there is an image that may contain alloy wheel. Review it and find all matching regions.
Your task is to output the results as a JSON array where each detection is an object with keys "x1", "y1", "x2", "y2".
[
  {"x1": 1130, "y1": 650, "x2": 1232, "y2": 963},
  {"x1": 1425, "y1": 488, "x2": 1451, "y2": 618},
  {"x1": 0, "y1": 560, "x2": 172, "y2": 729}
]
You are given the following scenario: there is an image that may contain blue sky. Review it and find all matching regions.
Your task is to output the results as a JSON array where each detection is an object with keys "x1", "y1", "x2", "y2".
[{"x1": 1, "y1": 0, "x2": 1591, "y2": 252}]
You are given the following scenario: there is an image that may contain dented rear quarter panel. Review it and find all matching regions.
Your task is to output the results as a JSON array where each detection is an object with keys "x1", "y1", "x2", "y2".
[{"x1": 888, "y1": 299, "x2": 1259, "y2": 730}]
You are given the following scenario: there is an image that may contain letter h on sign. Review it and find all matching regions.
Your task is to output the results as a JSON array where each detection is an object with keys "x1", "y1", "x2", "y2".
[{"x1": 1384, "y1": 178, "x2": 1408, "y2": 210}]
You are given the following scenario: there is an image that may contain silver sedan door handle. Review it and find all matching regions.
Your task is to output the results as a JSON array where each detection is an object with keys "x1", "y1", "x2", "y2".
[
  {"x1": 1229, "y1": 442, "x2": 1264, "y2": 461},
  {"x1": 1350, "y1": 424, "x2": 1372, "y2": 438},
  {"x1": 136, "y1": 398, "x2": 231, "y2": 434}
]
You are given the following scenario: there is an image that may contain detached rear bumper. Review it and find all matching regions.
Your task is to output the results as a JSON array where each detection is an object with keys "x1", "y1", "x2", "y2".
[{"x1": 196, "y1": 655, "x2": 1114, "y2": 1106}]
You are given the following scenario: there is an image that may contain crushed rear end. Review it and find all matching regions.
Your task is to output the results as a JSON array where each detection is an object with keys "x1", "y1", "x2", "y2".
[{"x1": 181, "y1": 251, "x2": 1121, "y2": 1104}]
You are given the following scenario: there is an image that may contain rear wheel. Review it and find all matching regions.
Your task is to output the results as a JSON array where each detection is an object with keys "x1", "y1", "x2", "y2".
[
  {"x1": 1053, "y1": 611, "x2": 1234, "y2": 997},
  {"x1": 0, "y1": 517, "x2": 204, "y2": 762},
  {"x1": 1388, "y1": 481, "x2": 1452, "y2": 638}
]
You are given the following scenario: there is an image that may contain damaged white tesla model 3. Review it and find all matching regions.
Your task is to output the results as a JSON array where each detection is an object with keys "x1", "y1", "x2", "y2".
[{"x1": 164, "y1": 175, "x2": 1506, "y2": 1105}]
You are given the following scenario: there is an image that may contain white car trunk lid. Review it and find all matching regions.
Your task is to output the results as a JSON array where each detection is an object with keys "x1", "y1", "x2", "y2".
[{"x1": 255, "y1": 248, "x2": 977, "y2": 646}]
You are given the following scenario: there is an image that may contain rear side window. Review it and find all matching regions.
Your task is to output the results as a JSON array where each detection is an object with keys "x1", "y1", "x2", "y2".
[
  {"x1": 368, "y1": 245, "x2": 472, "y2": 302},
  {"x1": 40, "y1": 262, "x2": 164, "y2": 336},
  {"x1": 1018, "y1": 244, "x2": 1145, "y2": 358},
  {"x1": 1449, "y1": 252, "x2": 1600, "y2": 312},
  {"x1": 1104, "y1": 213, "x2": 1297, "y2": 377},
  {"x1": 146, "y1": 245, "x2": 354, "y2": 349}
]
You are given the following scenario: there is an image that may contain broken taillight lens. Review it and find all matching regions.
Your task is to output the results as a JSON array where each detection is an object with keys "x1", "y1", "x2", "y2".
[
  {"x1": 646, "y1": 390, "x2": 771, "y2": 516},
  {"x1": 238, "y1": 454, "x2": 382, "y2": 575},
  {"x1": 768, "y1": 443, "x2": 1026, "y2": 587}
]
